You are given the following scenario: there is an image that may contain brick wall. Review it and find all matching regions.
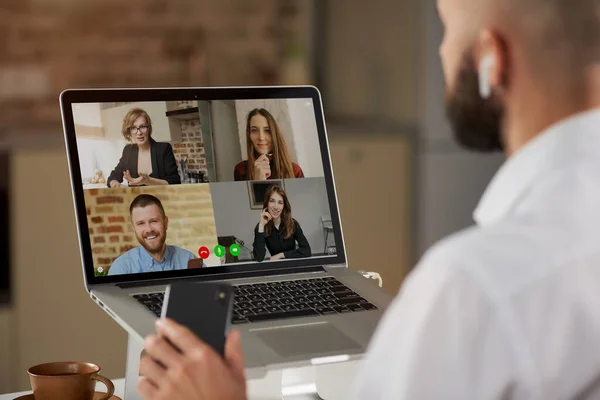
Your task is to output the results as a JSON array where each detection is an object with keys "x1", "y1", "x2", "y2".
[
  {"x1": 0, "y1": 0, "x2": 309, "y2": 134},
  {"x1": 172, "y1": 101, "x2": 208, "y2": 178},
  {"x1": 83, "y1": 184, "x2": 217, "y2": 275}
]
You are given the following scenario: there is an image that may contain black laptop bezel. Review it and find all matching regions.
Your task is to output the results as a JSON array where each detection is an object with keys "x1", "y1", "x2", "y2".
[{"x1": 60, "y1": 86, "x2": 347, "y2": 285}]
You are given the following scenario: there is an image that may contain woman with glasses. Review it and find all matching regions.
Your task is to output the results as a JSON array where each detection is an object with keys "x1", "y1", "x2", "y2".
[{"x1": 107, "y1": 108, "x2": 180, "y2": 188}]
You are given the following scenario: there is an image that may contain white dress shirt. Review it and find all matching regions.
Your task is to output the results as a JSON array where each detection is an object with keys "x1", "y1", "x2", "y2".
[{"x1": 352, "y1": 110, "x2": 600, "y2": 399}]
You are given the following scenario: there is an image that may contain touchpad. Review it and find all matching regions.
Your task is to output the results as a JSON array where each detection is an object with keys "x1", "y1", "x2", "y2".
[{"x1": 255, "y1": 323, "x2": 361, "y2": 357}]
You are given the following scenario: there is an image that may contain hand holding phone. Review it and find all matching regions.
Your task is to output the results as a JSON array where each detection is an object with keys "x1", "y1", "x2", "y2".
[{"x1": 161, "y1": 282, "x2": 234, "y2": 357}]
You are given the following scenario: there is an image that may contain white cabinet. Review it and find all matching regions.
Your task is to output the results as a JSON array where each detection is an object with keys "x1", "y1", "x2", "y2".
[{"x1": 328, "y1": 131, "x2": 414, "y2": 294}]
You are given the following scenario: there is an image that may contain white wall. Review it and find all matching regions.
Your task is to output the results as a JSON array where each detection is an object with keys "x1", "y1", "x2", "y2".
[
  {"x1": 210, "y1": 177, "x2": 328, "y2": 261},
  {"x1": 287, "y1": 98, "x2": 324, "y2": 177},
  {"x1": 75, "y1": 138, "x2": 127, "y2": 182},
  {"x1": 211, "y1": 100, "x2": 243, "y2": 182},
  {"x1": 234, "y1": 99, "x2": 297, "y2": 161},
  {"x1": 72, "y1": 103, "x2": 103, "y2": 128}
]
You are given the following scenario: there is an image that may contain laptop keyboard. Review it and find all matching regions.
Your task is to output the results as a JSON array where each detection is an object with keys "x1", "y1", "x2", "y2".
[{"x1": 133, "y1": 277, "x2": 378, "y2": 325}]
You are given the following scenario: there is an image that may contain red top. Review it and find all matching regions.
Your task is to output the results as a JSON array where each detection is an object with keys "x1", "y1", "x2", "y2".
[{"x1": 234, "y1": 160, "x2": 304, "y2": 181}]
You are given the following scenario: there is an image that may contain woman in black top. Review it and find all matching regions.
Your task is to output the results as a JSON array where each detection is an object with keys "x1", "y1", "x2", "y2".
[
  {"x1": 107, "y1": 108, "x2": 180, "y2": 188},
  {"x1": 252, "y1": 184, "x2": 311, "y2": 262}
]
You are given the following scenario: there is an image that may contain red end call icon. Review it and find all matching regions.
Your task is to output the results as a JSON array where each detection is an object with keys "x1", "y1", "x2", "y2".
[{"x1": 198, "y1": 246, "x2": 210, "y2": 259}]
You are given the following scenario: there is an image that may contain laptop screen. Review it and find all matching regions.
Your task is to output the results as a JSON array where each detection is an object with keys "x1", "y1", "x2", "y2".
[{"x1": 64, "y1": 88, "x2": 344, "y2": 283}]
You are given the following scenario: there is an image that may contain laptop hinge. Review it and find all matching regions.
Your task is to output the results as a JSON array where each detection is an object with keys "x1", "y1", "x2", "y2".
[{"x1": 115, "y1": 266, "x2": 326, "y2": 289}]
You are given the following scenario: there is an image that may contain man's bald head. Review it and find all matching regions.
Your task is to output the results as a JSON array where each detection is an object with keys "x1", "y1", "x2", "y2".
[
  {"x1": 438, "y1": 0, "x2": 600, "y2": 155},
  {"x1": 499, "y1": 0, "x2": 600, "y2": 74},
  {"x1": 445, "y1": 0, "x2": 600, "y2": 74}
]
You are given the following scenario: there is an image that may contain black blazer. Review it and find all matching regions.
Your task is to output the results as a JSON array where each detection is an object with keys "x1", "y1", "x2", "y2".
[{"x1": 107, "y1": 138, "x2": 181, "y2": 186}]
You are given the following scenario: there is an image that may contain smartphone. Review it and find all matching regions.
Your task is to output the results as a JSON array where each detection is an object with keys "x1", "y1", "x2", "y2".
[{"x1": 161, "y1": 281, "x2": 234, "y2": 357}]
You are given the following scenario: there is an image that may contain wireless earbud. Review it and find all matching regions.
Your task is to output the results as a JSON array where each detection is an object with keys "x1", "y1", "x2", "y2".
[{"x1": 478, "y1": 53, "x2": 495, "y2": 99}]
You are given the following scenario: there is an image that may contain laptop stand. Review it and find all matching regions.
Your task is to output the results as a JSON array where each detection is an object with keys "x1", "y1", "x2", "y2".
[{"x1": 123, "y1": 333, "x2": 361, "y2": 399}]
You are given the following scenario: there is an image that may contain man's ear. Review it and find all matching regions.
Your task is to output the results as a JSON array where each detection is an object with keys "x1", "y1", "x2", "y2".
[{"x1": 164, "y1": 216, "x2": 169, "y2": 231}]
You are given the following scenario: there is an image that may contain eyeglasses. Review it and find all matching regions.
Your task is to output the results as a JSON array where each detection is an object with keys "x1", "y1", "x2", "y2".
[{"x1": 129, "y1": 125, "x2": 149, "y2": 134}]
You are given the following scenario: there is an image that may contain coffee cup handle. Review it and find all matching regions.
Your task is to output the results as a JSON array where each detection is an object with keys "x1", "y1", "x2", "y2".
[{"x1": 91, "y1": 373, "x2": 115, "y2": 400}]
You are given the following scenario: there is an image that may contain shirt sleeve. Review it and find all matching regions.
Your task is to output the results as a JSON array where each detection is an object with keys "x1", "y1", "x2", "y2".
[
  {"x1": 178, "y1": 248, "x2": 196, "y2": 269},
  {"x1": 234, "y1": 161, "x2": 246, "y2": 181},
  {"x1": 283, "y1": 221, "x2": 311, "y2": 259},
  {"x1": 253, "y1": 225, "x2": 267, "y2": 262},
  {"x1": 293, "y1": 163, "x2": 305, "y2": 178},
  {"x1": 107, "y1": 146, "x2": 129, "y2": 187},
  {"x1": 107, "y1": 255, "x2": 131, "y2": 275},
  {"x1": 350, "y1": 245, "x2": 528, "y2": 399}
]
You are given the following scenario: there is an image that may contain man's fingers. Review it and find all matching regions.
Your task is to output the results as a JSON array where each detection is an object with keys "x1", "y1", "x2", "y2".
[
  {"x1": 143, "y1": 333, "x2": 182, "y2": 369},
  {"x1": 139, "y1": 354, "x2": 166, "y2": 386},
  {"x1": 137, "y1": 376, "x2": 158, "y2": 399},
  {"x1": 225, "y1": 330, "x2": 246, "y2": 380}
]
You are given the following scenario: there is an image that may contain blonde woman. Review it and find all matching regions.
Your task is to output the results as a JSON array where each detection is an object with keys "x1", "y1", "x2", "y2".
[{"x1": 107, "y1": 108, "x2": 180, "y2": 188}]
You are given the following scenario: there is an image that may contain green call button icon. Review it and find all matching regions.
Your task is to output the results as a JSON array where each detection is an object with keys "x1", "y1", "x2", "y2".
[
  {"x1": 229, "y1": 244, "x2": 241, "y2": 257},
  {"x1": 214, "y1": 245, "x2": 226, "y2": 258}
]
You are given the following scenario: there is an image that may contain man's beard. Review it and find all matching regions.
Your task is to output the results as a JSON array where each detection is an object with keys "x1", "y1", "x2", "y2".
[
  {"x1": 445, "y1": 52, "x2": 505, "y2": 152},
  {"x1": 136, "y1": 231, "x2": 166, "y2": 255}
]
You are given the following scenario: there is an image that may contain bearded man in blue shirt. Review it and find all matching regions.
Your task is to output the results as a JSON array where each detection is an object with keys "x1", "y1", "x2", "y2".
[{"x1": 108, "y1": 194, "x2": 197, "y2": 275}]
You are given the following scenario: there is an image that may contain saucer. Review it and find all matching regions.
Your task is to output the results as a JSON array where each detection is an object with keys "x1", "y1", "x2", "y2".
[{"x1": 14, "y1": 392, "x2": 121, "y2": 399}]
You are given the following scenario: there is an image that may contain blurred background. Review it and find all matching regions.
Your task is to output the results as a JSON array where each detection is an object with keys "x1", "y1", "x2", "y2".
[{"x1": 0, "y1": 0, "x2": 504, "y2": 392}]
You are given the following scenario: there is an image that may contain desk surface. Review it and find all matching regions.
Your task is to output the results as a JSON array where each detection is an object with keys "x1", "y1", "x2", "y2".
[
  {"x1": 0, "y1": 378, "x2": 320, "y2": 400},
  {"x1": 0, "y1": 371, "x2": 331, "y2": 400},
  {"x1": 1, "y1": 360, "x2": 360, "y2": 399}
]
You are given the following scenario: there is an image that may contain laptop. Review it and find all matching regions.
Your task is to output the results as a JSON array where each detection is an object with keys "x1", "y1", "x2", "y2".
[{"x1": 59, "y1": 86, "x2": 393, "y2": 373}]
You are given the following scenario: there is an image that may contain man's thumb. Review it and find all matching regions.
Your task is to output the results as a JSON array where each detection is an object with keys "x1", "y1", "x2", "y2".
[{"x1": 225, "y1": 330, "x2": 246, "y2": 379}]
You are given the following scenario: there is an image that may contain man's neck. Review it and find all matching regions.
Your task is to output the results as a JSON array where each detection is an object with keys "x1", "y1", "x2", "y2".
[
  {"x1": 503, "y1": 70, "x2": 596, "y2": 157},
  {"x1": 148, "y1": 245, "x2": 167, "y2": 262}
]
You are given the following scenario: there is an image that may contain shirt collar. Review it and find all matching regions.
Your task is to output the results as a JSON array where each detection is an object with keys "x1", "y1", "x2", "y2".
[
  {"x1": 474, "y1": 109, "x2": 600, "y2": 226},
  {"x1": 140, "y1": 245, "x2": 172, "y2": 266}
]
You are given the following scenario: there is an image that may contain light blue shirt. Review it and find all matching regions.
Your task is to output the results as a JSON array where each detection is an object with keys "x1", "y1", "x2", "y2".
[{"x1": 108, "y1": 245, "x2": 198, "y2": 275}]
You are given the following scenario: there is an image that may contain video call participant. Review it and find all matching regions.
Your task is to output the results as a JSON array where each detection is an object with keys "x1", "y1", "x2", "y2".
[
  {"x1": 108, "y1": 194, "x2": 198, "y2": 275},
  {"x1": 107, "y1": 108, "x2": 180, "y2": 188},
  {"x1": 234, "y1": 108, "x2": 305, "y2": 181},
  {"x1": 252, "y1": 184, "x2": 311, "y2": 262}
]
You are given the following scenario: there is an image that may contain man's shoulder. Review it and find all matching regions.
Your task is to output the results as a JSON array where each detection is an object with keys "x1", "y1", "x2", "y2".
[
  {"x1": 109, "y1": 247, "x2": 140, "y2": 274},
  {"x1": 112, "y1": 247, "x2": 140, "y2": 264},
  {"x1": 422, "y1": 219, "x2": 544, "y2": 263},
  {"x1": 169, "y1": 245, "x2": 195, "y2": 258},
  {"x1": 414, "y1": 220, "x2": 570, "y2": 298}
]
